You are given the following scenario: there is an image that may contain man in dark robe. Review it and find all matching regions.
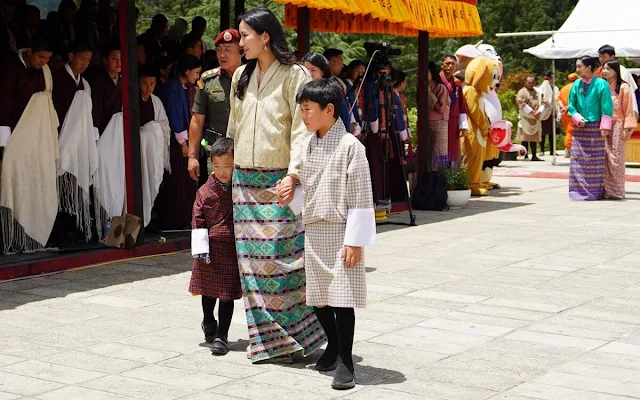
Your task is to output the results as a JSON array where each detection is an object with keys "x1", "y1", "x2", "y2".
[
  {"x1": 440, "y1": 55, "x2": 469, "y2": 163},
  {"x1": 0, "y1": 36, "x2": 50, "y2": 147},
  {"x1": 50, "y1": 42, "x2": 94, "y2": 246},
  {"x1": 52, "y1": 42, "x2": 92, "y2": 131},
  {"x1": 87, "y1": 45, "x2": 122, "y2": 137},
  {"x1": 0, "y1": 36, "x2": 55, "y2": 253},
  {"x1": 137, "y1": 14, "x2": 168, "y2": 67}
]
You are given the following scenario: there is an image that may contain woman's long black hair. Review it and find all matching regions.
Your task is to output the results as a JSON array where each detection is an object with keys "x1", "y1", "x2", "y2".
[
  {"x1": 604, "y1": 60, "x2": 624, "y2": 94},
  {"x1": 428, "y1": 61, "x2": 444, "y2": 85},
  {"x1": 235, "y1": 8, "x2": 297, "y2": 100},
  {"x1": 301, "y1": 52, "x2": 331, "y2": 79}
]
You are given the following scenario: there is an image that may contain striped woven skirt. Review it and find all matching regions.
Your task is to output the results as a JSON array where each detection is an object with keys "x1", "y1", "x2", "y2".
[
  {"x1": 569, "y1": 121, "x2": 605, "y2": 201},
  {"x1": 232, "y1": 166, "x2": 326, "y2": 363}
]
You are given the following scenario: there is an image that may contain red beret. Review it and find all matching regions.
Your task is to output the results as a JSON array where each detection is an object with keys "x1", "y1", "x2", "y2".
[{"x1": 214, "y1": 29, "x2": 240, "y2": 46}]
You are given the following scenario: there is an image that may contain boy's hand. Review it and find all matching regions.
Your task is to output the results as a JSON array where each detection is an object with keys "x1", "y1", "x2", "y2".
[
  {"x1": 181, "y1": 142, "x2": 189, "y2": 158},
  {"x1": 342, "y1": 246, "x2": 362, "y2": 268},
  {"x1": 275, "y1": 176, "x2": 296, "y2": 207}
]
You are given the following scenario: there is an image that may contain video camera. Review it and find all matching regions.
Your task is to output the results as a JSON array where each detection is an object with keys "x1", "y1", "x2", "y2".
[{"x1": 364, "y1": 42, "x2": 401, "y2": 69}]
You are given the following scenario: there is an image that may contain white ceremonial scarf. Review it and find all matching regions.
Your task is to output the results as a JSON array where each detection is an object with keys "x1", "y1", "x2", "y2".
[
  {"x1": 0, "y1": 65, "x2": 59, "y2": 252},
  {"x1": 94, "y1": 112, "x2": 124, "y2": 240},
  {"x1": 139, "y1": 94, "x2": 171, "y2": 227},
  {"x1": 538, "y1": 80, "x2": 554, "y2": 121},
  {"x1": 57, "y1": 85, "x2": 98, "y2": 241}
]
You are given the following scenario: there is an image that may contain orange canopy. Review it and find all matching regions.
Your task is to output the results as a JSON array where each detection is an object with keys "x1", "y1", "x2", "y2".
[{"x1": 278, "y1": 0, "x2": 483, "y2": 37}]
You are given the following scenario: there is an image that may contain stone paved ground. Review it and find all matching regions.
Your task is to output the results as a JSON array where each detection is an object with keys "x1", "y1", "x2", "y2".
[{"x1": 2, "y1": 160, "x2": 640, "y2": 400}]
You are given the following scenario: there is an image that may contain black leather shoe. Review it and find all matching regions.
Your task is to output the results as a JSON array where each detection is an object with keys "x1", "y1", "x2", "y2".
[
  {"x1": 531, "y1": 156, "x2": 544, "y2": 162},
  {"x1": 331, "y1": 359, "x2": 355, "y2": 390},
  {"x1": 201, "y1": 321, "x2": 217, "y2": 344},
  {"x1": 211, "y1": 336, "x2": 229, "y2": 355}
]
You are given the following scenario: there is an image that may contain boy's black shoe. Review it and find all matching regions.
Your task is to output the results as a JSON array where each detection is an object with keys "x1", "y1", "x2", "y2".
[
  {"x1": 315, "y1": 349, "x2": 339, "y2": 371},
  {"x1": 211, "y1": 336, "x2": 229, "y2": 355},
  {"x1": 201, "y1": 321, "x2": 217, "y2": 344},
  {"x1": 331, "y1": 359, "x2": 355, "y2": 390}
]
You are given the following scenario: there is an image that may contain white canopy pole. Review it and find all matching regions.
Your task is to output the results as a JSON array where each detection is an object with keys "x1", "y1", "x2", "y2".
[{"x1": 496, "y1": 31, "x2": 558, "y2": 166}]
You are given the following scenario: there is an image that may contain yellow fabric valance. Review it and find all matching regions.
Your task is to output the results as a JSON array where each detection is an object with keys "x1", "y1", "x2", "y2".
[{"x1": 278, "y1": 0, "x2": 483, "y2": 37}]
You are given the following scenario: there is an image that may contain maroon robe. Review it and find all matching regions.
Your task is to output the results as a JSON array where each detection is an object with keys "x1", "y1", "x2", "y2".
[
  {"x1": 52, "y1": 66, "x2": 85, "y2": 129},
  {"x1": 441, "y1": 73, "x2": 468, "y2": 162},
  {"x1": 0, "y1": 52, "x2": 45, "y2": 131},
  {"x1": 139, "y1": 95, "x2": 155, "y2": 126},
  {"x1": 87, "y1": 68, "x2": 122, "y2": 135}
]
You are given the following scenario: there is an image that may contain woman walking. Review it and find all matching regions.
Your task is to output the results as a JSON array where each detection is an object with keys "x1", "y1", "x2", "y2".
[
  {"x1": 602, "y1": 60, "x2": 636, "y2": 200},
  {"x1": 567, "y1": 56, "x2": 613, "y2": 201},
  {"x1": 428, "y1": 61, "x2": 450, "y2": 169},
  {"x1": 227, "y1": 8, "x2": 325, "y2": 363},
  {"x1": 158, "y1": 55, "x2": 201, "y2": 229}
]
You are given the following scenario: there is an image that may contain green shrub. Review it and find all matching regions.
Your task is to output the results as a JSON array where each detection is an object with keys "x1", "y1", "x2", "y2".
[{"x1": 440, "y1": 163, "x2": 470, "y2": 190}]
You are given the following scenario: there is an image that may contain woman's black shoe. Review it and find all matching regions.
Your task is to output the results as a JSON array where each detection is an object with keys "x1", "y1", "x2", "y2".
[
  {"x1": 201, "y1": 321, "x2": 217, "y2": 344},
  {"x1": 211, "y1": 336, "x2": 229, "y2": 355},
  {"x1": 331, "y1": 359, "x2": 355, "y2": 390}
]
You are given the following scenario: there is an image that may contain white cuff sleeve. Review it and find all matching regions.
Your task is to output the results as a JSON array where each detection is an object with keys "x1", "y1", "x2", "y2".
[
  {"x1": 344, "y1": 208, "x2": 376, "y2": 246},
  {"x1": 523, "y1": 105, "x2": 533, "y2": 114},
  {"x1": 458, "y1": 114, "x2": 469, "y2": 130},
  {"x1": 399, "y1": 129, "x2": 408, "y2": 141},
  {"x1": 191, "y1": 228, "x2": 209, "y2": 256},
  {"x1": 350, "y1": 111, "x2": 356, "y2": 124},
  {"x1": 0, "y1": 126, "x2": 11, "y2": 147},
  {"x1": 93, "y1": 127, "x2": 100, "y2": 141},
  {"x1": 354, "y1": 123, "x2": 362, "y2": 137},
  {"x1": 538, "y1": 105, "x2": 546, "y2": 114},
  {"x1": 287, "y1": 186, "x2": 304, "y2": 216},
  {"x1": 369, "y1": 119, "x2": 379, "y2": 134}
]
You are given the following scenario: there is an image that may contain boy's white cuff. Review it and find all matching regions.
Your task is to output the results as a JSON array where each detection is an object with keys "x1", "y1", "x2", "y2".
[
  {"x1": 344, "y1": 208, "x2": 376, "y2": 246},
  {"x1": 287, "y1": 186, "x2": 304, "y2": 216},
  {"x1": 191, "y1": 228, "x2": 209, "y2": 256},
  {"x1": 523, "y1": 105, "x2": 533, "y2": 114},
  {"x1": 458, "y1": 114, "x2": 469, "y2": 130},
  {"x1": 0, "y1": 126, "x2": 11, "y2": 147}
]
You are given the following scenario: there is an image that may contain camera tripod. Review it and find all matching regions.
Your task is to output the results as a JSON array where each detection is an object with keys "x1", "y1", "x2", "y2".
[{"x1": 365, "y1": 65, "x2": 417, "y2": 227}]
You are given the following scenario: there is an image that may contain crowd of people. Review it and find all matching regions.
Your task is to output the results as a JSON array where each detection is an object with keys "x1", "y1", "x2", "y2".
[{"x1": 516, "y1": 44, "x2": 640, "y2": 201}]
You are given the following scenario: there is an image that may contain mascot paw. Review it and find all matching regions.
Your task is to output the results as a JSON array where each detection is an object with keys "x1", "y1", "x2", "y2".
[{"x1": 471, "y1": 187, "x2": 489, "y2": 196}]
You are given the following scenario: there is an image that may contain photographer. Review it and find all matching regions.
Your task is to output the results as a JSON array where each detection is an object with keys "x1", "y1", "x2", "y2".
[{"x1": 360, "y1": 43, "x2": 407, "y2": 205}]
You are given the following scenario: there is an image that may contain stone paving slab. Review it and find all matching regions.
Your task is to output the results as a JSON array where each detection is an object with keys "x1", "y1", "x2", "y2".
[{"x1": 2, "y1": 170, "x2": 640, "y2": 399}]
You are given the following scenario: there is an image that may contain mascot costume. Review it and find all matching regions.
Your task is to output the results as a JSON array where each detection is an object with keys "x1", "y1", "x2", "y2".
[
  {"x1": 462, "y1": 57, "x2": 500, "y2": 196},
  {"x1": 456, "y1": 41, "x2": 523, "y2": 194}
]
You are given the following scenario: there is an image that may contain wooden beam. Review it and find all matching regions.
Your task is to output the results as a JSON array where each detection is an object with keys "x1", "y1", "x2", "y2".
[
  {"x1": 416, "y1": 30, "x2": 429, "y2": 179},
  {"x1": 118, "y1": 0, "x2": 144, "y2": 244},
  {"x1": 296, "y1": 6, "x2": 310, "y2": 58},
  {"x1": 220, "y1": 0, "x2": 231, "y2": 31},
  {"x1": 234, "y1": 0, "x2": 245, "y2": 28}
]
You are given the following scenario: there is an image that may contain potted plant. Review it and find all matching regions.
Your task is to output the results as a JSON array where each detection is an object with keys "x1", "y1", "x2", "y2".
[{"x1": 440, "y1": 161, "x2": 471, "y2": 208}]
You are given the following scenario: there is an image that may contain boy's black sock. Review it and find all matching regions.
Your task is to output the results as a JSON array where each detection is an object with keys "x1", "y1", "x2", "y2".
[
  {"x1": 334, "y1": 307, "x2": 355, "y2": 373},
  {"x1": 313, "y1": 306, "x2": 339, "y2": 366},
  {"x1": 202, "y1": 296, "x2": 217, "y2": 324},
  {"x1": 217, "y1": 300, "x2": 234, "y2": 339}
]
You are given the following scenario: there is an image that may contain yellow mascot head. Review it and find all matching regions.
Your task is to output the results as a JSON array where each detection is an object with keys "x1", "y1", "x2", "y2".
[{"x1": 464, "y1": 57, "x2": 500, "y2": 94}]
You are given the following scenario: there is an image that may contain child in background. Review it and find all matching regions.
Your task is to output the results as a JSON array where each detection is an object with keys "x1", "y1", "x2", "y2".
[
  {"x1": 277, "y1": 79, "x2": 376, "y2": 390},
  {"x1": 190, "y1": 137, "x2": 241, "y2": 356}
]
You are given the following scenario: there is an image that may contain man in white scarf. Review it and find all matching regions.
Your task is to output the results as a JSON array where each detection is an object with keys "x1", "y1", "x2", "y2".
[{"x1": 0, "y1": 38, "x2": 58, "y2": 252}]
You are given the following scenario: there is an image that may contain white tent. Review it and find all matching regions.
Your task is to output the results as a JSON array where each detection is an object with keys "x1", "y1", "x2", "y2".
[{"x1": 525, "y1": 0, "x2": 640, "y2": 59}]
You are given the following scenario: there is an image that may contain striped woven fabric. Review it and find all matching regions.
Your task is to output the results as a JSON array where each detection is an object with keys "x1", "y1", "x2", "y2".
[
  {"x1": 569, "y1": 121, "x2": 606, "y2": 201},
  {"x1": 232, "y1": 166, "x2": 326, "y2": 363}
]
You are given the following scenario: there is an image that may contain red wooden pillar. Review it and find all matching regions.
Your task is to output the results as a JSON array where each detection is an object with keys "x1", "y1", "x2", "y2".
[
  {"x1": 296, "y1": 6, "x2": 310, "y2": 58},
  {"x1": 416, "y1": 30, "x2": 430, "y2": 179},
  {"x1": 119, "y1": 0, "x2": 144, "y2": 243}
]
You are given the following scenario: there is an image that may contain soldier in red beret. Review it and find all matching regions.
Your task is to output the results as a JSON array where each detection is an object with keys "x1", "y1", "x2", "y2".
[{"x1": 188, "y1": 29, "x2": 243, "y2": 184}]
